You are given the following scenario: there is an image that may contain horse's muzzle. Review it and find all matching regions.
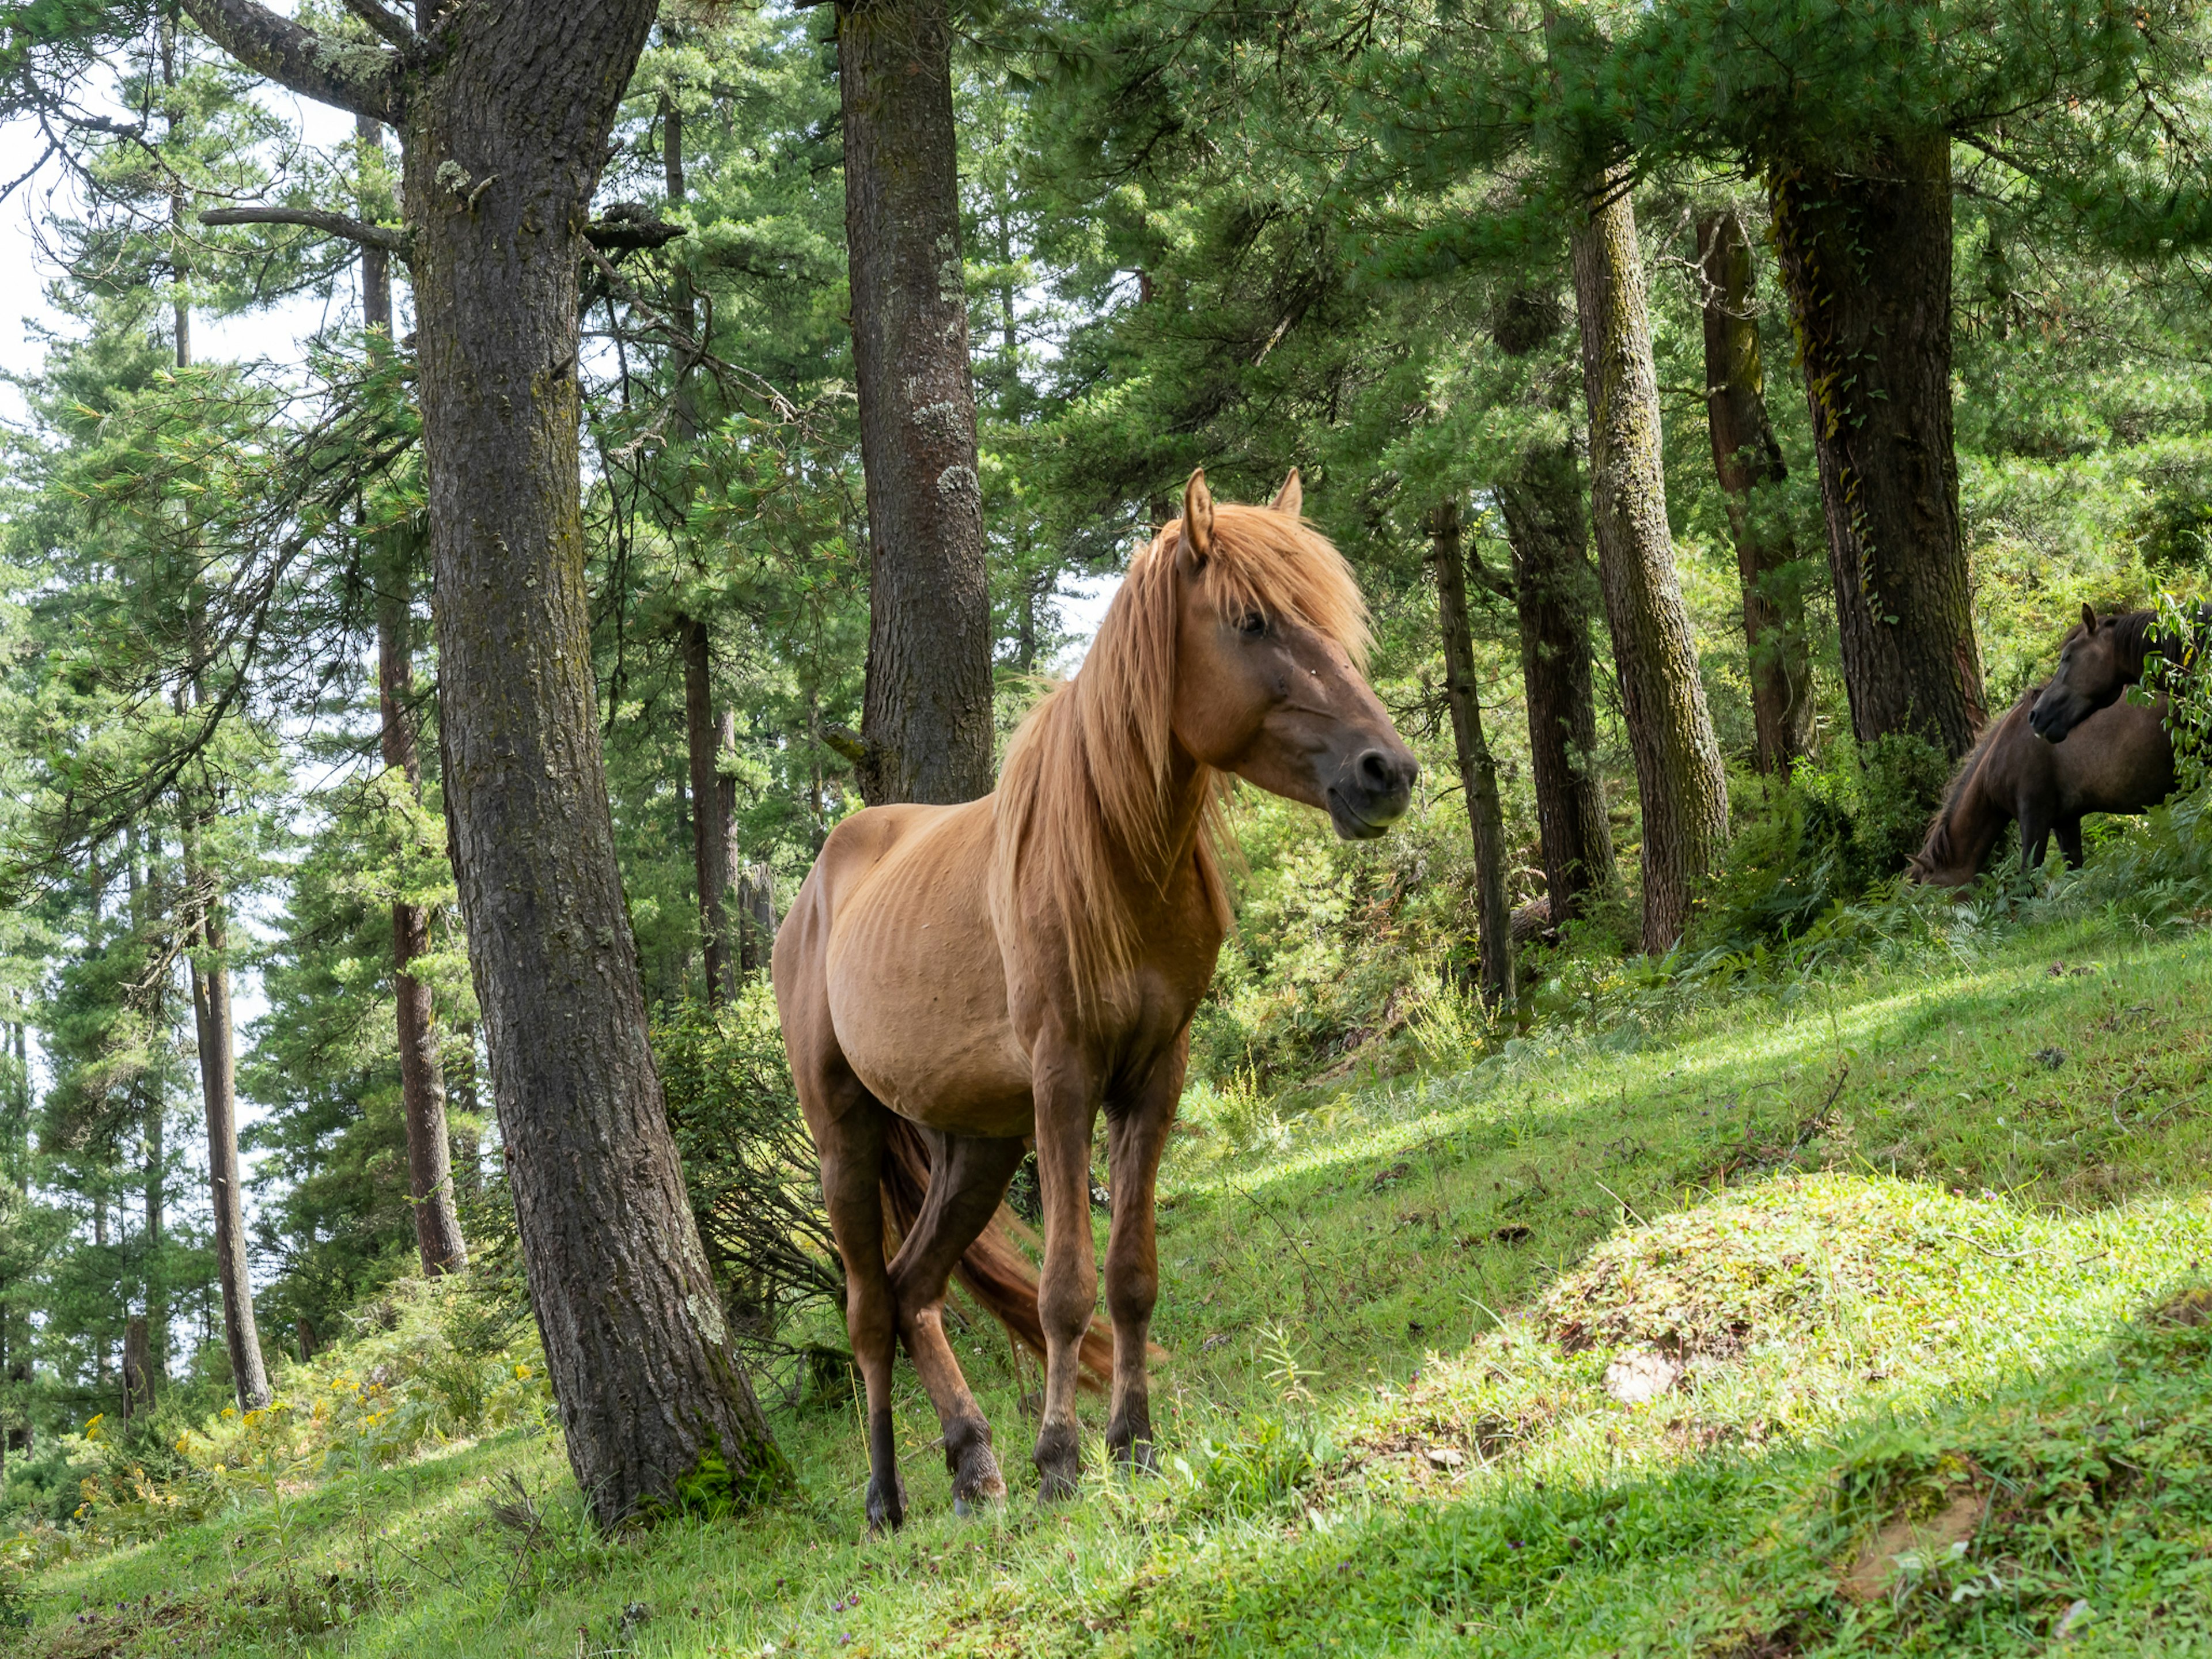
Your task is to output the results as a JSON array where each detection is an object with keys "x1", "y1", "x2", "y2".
[
  {"x1": 1326, "y1": 748, "x2": 1418, "y2": 840},
  {"x1": 2029, "y1": 692, "x2": 2084, "y2": 743}
]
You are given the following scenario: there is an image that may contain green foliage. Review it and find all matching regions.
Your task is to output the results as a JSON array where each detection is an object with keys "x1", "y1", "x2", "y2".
[
  {"x1": 652, "y1": 986, "x2": 841, "y2": 1342},
  {"x1": 1695, "y1": 737, "x2": 1956, "y2": 950}
]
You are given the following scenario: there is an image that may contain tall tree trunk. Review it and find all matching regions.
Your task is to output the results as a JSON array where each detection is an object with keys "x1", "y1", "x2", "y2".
[
  {"x1": 1490, "y1": 292, "x2": 1619, "y2": 929},
  {"x1": 665, "y1": 89, "x2": 734, "y2": 1001},
  {"x1": 1768, "y1": 136, "x2": 1984, "y2": 759},
  {"x1": 396, "y1": 5, "x2": 783, "y2": 1524},
  {"x1": 839, "y1": 0, "x2": 994, "y2": 807},
  {"x1": 1430, "y1": 501, "x2": 1515, "y2": 1005},
  {"x1": 363, "y1": 113, "x2": 467, "y2": 1279},
  {"x1": 126, "y1": 831, "x2": 164, "y2": 1393},
  {"x1": 167, "y1": 73, "x2": 270, "y2": 1408},
  {"x1": 182, "y1": 843, "x2": 271, "y2": 1411},
  {"x1": 680, "y1": 616, "x2": 732, "y2": 1003},
  {"x1": 1696, "y1": 209, "x2": 1814, "y2": 776},
  {"x1": 1569, "y1": 167, "x2": 1730, "y2": 951}
]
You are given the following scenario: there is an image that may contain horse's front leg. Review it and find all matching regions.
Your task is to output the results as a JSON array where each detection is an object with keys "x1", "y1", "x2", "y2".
[
  {"x1": 1103, "y1": 1037, "x2": 1184, "y2": 1472},
  {"x1": 1030, "y1": 1050, "x2": 1103, "y2": 1499}
]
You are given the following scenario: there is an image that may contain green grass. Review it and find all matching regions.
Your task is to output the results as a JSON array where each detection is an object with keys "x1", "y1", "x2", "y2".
[{"x1": 19, "y1": 915, "x2": 2212, "y2": 1657}]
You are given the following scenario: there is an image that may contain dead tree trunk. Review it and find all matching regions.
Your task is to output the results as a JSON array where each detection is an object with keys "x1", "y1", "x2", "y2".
[
  {"x1": 1570, "y1": 166, "x2": 1730, "y2": 951},
  {"x1": 363, "y1": 114, "x2": 466, "y2": 1278},
  {"x1": 1696, "y1": 209, "x2": 1813, "y2": 775},
  {"x1": 839, "y1": 0, "x2": 994, "y2": 806},
  {"x1": 180, "y1": 0, "x2": 788, "y2": 1526},
  {"x1": 1768, "y1": 135, "x2": 1985, "y2": 760}
]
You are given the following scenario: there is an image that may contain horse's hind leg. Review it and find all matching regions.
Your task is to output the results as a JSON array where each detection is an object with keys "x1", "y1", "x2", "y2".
[
  {"x1": 884, "y1": 1131, "x2": 1028, "y2": 1513},
  {"x1": 1101, "y1": 1039, "x2": 1184, "y2": 1473},
  {"x1": 810, "y1": 1094, "x2": 906, "y2": 1531}
]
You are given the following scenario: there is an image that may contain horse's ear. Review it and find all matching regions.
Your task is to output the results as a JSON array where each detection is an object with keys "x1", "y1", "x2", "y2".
[
  {"x1": 1269, "y1": 468, "x2": 1302, "y2": 518},
  {"x1": 2082, "y1": 602, "x2": 2099, "y2": 634},
  {"x1": 1180, "y1": 468, "x2": 1214, "y2": 570}
]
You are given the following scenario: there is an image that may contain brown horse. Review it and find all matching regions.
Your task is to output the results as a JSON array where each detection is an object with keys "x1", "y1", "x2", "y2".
[
  {"x1": 2029, "y1": 603, "x2": 2206, "y2": 741},
  {"x1": 772, "y1": 470, "x2": 1416, "y2": 1529},
  {"x1": 1911, "y1": 687, "x2": 2174, "y2": 885}
]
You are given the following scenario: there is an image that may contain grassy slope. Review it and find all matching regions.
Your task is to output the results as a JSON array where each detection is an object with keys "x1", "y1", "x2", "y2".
[{"x1": 25, "y1": 916, "x2": 2212, "y2": 1658}]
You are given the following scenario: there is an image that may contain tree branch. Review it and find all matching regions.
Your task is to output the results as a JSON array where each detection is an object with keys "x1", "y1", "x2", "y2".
[
  {"x1": 585, "y1": 216, "x2": 688, "y2": 253},
  {"x1": 199, "y1": 205, "x2": 411, "y2": 255},
  {"x1": 178, "y1": 0, "x2": 402, "y2": 123},
  {"x1": 342, "y1": 0, "x2": 415, "y2": 48}
]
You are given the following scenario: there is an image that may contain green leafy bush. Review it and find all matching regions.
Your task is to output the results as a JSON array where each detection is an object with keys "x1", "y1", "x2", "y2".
[
  {"x1": 652, "y1": 983, "x2": 842, "y2": 1344},
  {"x1": 1694, "y1": 734, "x2": 1954, "y2": 950}
]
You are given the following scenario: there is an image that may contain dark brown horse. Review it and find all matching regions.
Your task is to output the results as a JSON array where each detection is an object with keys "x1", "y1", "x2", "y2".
[
  {"x1": 2029, "y1": 603, "x2": 2207, "y2": 741},
  {"x1": 773, "y1": 471, "x2": 1417, "y2": 1529},
  {"x1": 1912, "y1": 687, "x2": 2174, "y2": 886}
]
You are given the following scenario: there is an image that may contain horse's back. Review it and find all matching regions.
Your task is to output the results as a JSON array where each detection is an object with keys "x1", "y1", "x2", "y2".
[{"x1": 774, "y1": 798, "x2": 1035, "y2": 1139}]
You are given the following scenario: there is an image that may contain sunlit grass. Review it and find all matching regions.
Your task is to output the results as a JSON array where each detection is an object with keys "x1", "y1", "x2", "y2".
[{"x1": 21, "y1": 918, "x2": 2212, "y2": 1656}]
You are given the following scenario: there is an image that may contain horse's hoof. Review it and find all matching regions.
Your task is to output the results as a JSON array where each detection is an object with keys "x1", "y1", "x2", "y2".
[
  {"x1": 952, "y1": 1461, "x2": 1006, "y2": 1518},
  {"x1": 1033, "y1": 1422, "x2": 1082, "y2": 1501},
  {"x1": 865, "y1": 1473, "x2": 907, "y2": 1534}
]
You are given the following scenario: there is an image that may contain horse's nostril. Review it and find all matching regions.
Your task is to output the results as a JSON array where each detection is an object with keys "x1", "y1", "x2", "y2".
[{"x1": 1355, "y1": 749, "x2": 1395, "y2": 793}]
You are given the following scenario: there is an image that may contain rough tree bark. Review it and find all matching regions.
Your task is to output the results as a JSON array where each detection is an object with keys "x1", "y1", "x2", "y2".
[
  {"x1": 839, "y1": 0, "x2": 995, "y2": 807},
  {"x1": 179, "y1": 0, "x2": 786, "y2": 1525},
  {"x1": 362, "y1": 114, "x2": 467, "y2": 1279},
  {"x1": 1696, "y1": 209, "x2": 1813, "y2": 776},
  {"x1": 1491, "y1": 291, "x2": 1620, "y2": 930},
  {"x1": 1569, "y1": 167, "x2": 1730, "y2": 952},
  {"x1": 1430, "y1": 500, "x2": 1515, "y2": 1005},
  {"x1": 1768, "y1": 135, "x2": 1985, "y2": 760}
]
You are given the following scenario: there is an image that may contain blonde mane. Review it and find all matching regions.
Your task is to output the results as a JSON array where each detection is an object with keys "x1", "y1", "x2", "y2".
[{"x1": 990, "y1": 502, "x2": 1370, "y2": 1007}]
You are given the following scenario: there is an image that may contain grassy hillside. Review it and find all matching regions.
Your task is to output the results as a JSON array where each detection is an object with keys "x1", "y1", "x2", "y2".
[{"x1": 16, "y1": 914, "x2": 2212, "y2": 1657}]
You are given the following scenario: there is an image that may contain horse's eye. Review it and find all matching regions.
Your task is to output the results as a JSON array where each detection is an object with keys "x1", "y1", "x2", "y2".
[{"x1": 1238, "y1": 613, "x2": 1267, "y2": 637}]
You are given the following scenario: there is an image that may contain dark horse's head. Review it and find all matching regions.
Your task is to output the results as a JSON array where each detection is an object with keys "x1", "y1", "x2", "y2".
[{"x1": 2030, "y1": 605, "x2": 2145, "y2": 743}]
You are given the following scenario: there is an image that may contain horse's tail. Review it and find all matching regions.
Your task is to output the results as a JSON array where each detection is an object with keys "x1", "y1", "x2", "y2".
[{"x1": 879, "y1": 1115, "x2": 1113, "y2": 1391}]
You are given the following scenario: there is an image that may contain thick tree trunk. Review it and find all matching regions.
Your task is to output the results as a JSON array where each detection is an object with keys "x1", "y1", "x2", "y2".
[
  {"x1": 680, "y1": 616, "x2": 732, "y2": 1003},
  {"x1": 1430, "y1": 502, "x2": 1515, "y2": 1005},
  {"x1": 1494, "y1": 422, "x2": 1619, "y2": 931},
  {"x1": 1570, "y1": 168, "x2": 1730, "y2": 952},
  {"x1": 128, "y1": 836, "x2": 165, "y2": 1392},
  {"x1": 839, "y1": 0, "x2": 994, "y2": 807},
  {"x1": 363, "y1": 122, "x2": 467, "y2": 1279},
  {"x1": 1696, "y1": 209, "x2": 1813, "y2": 776},
  {"x1": 399, "y1": 5, "x2": 784, "y2": 1525},
  {"x1": 1768, "y1": 136, "x2": 1985, "y2": 760}
]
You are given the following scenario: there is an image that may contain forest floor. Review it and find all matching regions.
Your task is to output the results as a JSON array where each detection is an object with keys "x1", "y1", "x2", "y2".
[{"x1": 18, "y1": 913, "x2": 2212, "y2": 1657}]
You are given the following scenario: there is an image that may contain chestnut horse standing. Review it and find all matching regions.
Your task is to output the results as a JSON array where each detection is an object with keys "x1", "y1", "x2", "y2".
[{"x1": 774, "y1": 471, "x2": 1417, "y2": 1529}]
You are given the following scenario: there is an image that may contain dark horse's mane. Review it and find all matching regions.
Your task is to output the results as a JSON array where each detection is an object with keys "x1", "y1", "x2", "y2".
[
  {"x1": 2056, "y1": 607, "x2": 2161, "y2": 669},
  {"x1": 1918, "y1": 690, "x2": 2032, "y2": 873}
]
